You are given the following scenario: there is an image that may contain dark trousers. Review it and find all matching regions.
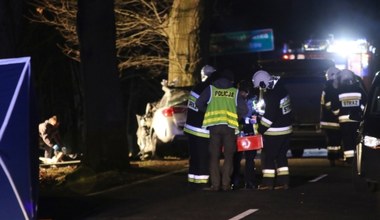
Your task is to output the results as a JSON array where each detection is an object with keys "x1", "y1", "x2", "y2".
[
  {"x1": 340, "y1": 122, "x2": 360, "y2": 159},
  {"x1": 325, "y1": 128, "x2": 342, "y2": 160},
  {"x1": 232, "y1": 150, "x2": 257, "y2": 187},
  {"x1": 261, "y1": 134, "x2": 290, "y2": 186},
  {"x1": 188, "y1": 134, "x2": 210, "y2": 183},
  {"x1": 209, "y1": 125, "x2": 237, "y2": 189}
]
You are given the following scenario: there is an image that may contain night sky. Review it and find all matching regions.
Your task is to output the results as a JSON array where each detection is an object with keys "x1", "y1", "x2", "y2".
[
  {"x1": 213, "y1": 0, "x2": 380, "y2": 45},
  {"x1": 209, "y1": 0, "x2": 380, "y2": 79}
]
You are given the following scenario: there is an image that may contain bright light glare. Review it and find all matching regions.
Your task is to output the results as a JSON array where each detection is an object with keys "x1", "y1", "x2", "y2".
[
  {"x1": 327, "y1": 39, "x2": 369, "y2": 56},
  {"x1": 364, "y1": 135, "x2": 380, "y2": 148},
  {"x1": 297, "y1": 54, "x2": 305, "y2": 59}
]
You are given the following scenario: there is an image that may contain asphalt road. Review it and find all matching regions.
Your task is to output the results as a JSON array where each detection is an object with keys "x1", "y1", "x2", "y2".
[{"x1": 39, "y1": 150, "x2": 380, "y2": 220}]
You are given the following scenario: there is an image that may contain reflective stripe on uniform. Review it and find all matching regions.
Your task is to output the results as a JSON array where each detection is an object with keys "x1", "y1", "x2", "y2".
[
  {"x1": 344, "y1": 150, "x2": 355, "y2": 158},
  {"x1": 277, "y1": 167, "x2": 289, "y2": 176},
  {"x1": 264, "y1": 126, "x2": 293, "y2": 136},
  {"x1": 188, "y1": 174, "x2": 209, "y2": 183},
  {"x1": 320, "y1": 121, "x2": 340, "y2": 129},
  {"x1": 339, "y1": 92, "x2": 361, "y2": 100},
  {"x1": 262, "y1": 169, "x2": 275, "y2": 178},
  {"x1": 338, "y1": 115, "x2": 357, "y2": 123},
  {"x1": 203, "y1": 111, "x2": 239, "y2": 128},
  {"x1": 190, "y1": 91, "x2": 200, "y2": 99},
  {"x1": 260, "y1": 116, "x2": 272, "y2": 128},
  {"x1": 327, "y1": 146, "x2": 341, "y2": 151},
  {"x1": 325, "y1": 101, "x2": 331, "y2": 109},
  {"x1": 184, "y1": 124, "x2": 209, "y2": 138}
]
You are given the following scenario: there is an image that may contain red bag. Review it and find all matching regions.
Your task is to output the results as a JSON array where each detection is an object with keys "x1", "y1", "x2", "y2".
[{"x1": 236, "y1": 134, "x2": 263, "y2": 152}]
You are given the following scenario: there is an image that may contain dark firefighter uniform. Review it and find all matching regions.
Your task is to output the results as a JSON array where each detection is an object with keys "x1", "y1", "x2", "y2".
[
  {"x1": 331, "y1": 77, "x2": 367, "y2": 164},
  {"x1": 320, "y1": 80, "x2": 342, "y2": 163},
  {"x1": 184, "y1": 80, "x2": 213, "y2": 184},
  {"x1": 258, "y1": 79, "x2": 293, "y2": 189}
]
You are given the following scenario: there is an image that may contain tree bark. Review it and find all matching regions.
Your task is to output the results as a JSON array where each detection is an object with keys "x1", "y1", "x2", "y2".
[
  {"x1": 0, "y1": 0, "x2": 24, "y2": 58},
  {"x1": 167, "y1": 0, "x2": 212, "y2": 87},
  {"x1": 77, "y1": 0, "x2": 129, "y2": 171}
]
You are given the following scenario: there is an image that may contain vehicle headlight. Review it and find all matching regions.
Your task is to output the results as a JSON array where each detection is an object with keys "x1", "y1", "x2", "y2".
[{"x1": 363, "y1": 135, "x2": 380, "y2": 148}]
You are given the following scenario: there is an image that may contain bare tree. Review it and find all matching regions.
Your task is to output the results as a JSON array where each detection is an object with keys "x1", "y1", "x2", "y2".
[
  {"x1": 29, "y1": 0, "x2": 214, "y2": 86},
  {"x1": 0, "y1": 0, "x2": 25, "y2": 58},
  {"x1": 29, "y1": 0, "x2": 171, "y2": 76},
  {"x1": 76, "y1": 0, "x2": 128, "y2": 171}
]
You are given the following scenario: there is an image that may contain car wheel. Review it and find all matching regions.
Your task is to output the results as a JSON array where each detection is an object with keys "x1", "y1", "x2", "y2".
[{"x1": 290, "y1": 149, "x2": 304, "y2": 158}]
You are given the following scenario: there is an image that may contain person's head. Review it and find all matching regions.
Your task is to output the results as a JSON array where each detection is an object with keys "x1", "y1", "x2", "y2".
[
  {"x1": 201, "y1": 65, "x2": 216, "y2": 82},
  {"x1": 337, "y1": 69, "x2": 355, "y2": 87},
  {"x1": 252, "y1": 70, "x2": 272, "y2": 89},
  {"x1": 325, "y1": 66, "x2": 340, "y2": 81},
  {"x1": 220, "y1": 69, "x2": 235, "y2": 82},
  {"x1": 238, "y1": 80, "x2": 251, "y2": 98},
  {"x1": 48, "y1": 115, "x2": 59, "y2": 127}
]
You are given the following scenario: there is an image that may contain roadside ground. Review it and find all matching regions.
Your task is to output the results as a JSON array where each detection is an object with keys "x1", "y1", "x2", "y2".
[{"x1": 39, "y1": 157, "x2": 189, "y2": 196}]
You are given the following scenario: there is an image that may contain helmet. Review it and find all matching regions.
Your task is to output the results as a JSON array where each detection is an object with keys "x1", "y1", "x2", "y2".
[
  {"x1": 201, "y1": 65, "x2": 216, "y2": 82},
  {"x1": 325, "y1": 66, "x2": 340, "y2": 81},
  {"x1": 252, "y1": 70, "x2": 271, "y2": 88},
  {"x1": 338, "y1": 69, "x2": 355, "y2": 86}
]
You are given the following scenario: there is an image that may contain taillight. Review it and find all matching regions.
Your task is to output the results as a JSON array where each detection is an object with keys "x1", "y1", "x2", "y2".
[
  {"x1": 162, "y1": 108, "x2": 174, "y2": 117},
  {"x1": 162, "y1": 107, "x2": 186, "y2": 117}
]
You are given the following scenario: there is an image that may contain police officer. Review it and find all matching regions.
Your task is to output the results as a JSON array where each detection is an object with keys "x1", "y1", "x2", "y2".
[
  {"x1": 252, "y1": 70, "x2": 293, "y2": 190},
  {"x1": 184, "y1": 65, "x2": 216, "y2": 187},
  {"x1": 196, "y1": 69, "x2": 248, "y2": 191},
  {"x1": 331, "y1": 69, "x2": 367, "y2": 165},
  {"x1": 320, "y1": 66, "x2": 342, "y2": 166}
]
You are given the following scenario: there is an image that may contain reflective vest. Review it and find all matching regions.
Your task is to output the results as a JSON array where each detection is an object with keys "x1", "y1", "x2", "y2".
[{"x1": 202, "y1": 86, "x2": 239, "y2": 130}]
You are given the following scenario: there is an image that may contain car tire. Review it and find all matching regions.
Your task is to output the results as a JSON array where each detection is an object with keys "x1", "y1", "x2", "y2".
[{"x1": 290, "y1": 149, "x2": 304, "y2": 158}]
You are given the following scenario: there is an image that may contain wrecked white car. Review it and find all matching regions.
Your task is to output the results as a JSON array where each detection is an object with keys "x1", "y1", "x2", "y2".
[{"x1": 136, "y1": 80, "x2": 189, "y2": 159}]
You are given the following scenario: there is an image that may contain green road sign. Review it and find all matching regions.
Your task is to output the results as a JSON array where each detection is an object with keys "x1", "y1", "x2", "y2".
[{"x1": 210, "y1": 28, "x2": 274, "y2": 56}]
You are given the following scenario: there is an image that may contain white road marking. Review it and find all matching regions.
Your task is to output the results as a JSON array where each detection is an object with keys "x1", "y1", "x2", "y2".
[
  {"x1": 309, "y1": 174, "x2": 328, "y2": 182},
  {"x1": 229, "y1": 209, "x2": 259, "y2": 220}
]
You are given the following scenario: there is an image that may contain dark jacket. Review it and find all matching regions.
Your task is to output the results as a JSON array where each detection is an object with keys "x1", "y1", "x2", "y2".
[
  {"x1": 320, "y1": 80, "x2": 340, "y2": 129},
  {"x1": 184, "y1": 76, "x2": 216, "y2": 137},
  {"x1": 331, "y1": 82, "x2": 367, "y2": 122},
  {"x1": 258, "y1": 79, "x2": 293, "y2": 135}
]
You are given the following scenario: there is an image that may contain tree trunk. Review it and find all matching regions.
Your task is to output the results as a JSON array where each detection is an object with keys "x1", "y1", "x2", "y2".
[
  {"x1": 77, "y1": 0, "x2": 129, "y2": 171},
  {"x1": 167, "y1": 0, "x2": 212, "y2": 87},
  {"x1": 0, "y1": 0, "x2": 24, "y2": 58}
]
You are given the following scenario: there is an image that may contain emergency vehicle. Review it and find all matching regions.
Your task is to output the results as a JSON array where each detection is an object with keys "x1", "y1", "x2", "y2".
[{"x1": 282, "y1": 36, "x2": 376, "y2": 89}]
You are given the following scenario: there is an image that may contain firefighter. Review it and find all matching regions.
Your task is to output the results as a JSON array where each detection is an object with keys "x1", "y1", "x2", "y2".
[
  {"x1": 331, "y1": 69, "x2": 367, "y2": 165},
  {"x1": 252, "y1": 70, "x2": 293, "y2": 190},
  {"x1": 320, "y1": 66, "x2": 342, "y2": 166},
  {"x1": 196, "y1": 69, "x2": 248, "y2": 191},
  {"x1": 184, "y1": 65, "x2": 217, "y2": 187}
]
